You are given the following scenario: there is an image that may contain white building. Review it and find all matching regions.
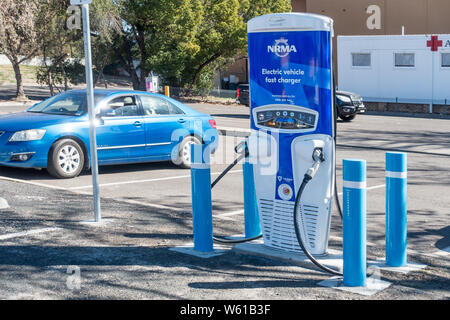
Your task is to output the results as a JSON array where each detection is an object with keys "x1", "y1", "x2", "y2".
[{"x1": 337, "y1": 35, "x2": 450, "y2": 104}]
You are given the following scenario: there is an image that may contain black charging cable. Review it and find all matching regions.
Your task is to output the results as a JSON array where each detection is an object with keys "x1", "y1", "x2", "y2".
[
  {"x1": 210, "y1": 140, "x2": 263, "y2": 244},
  {"x1": 293, "y1": 148, "x2": 343, "y2": 276}
]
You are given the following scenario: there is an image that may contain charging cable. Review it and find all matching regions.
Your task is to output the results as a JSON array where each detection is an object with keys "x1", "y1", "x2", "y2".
[{"x1": 293, "y1": 147, "x2": 343, "y2": 276}]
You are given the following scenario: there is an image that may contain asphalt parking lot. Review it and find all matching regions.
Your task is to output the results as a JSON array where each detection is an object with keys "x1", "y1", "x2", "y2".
[{"x1": 0, "y1": 102, "x2": 449, "y2": 300}]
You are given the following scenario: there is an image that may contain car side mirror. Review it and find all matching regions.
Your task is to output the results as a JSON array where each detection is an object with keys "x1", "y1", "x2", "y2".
[
  {"x1": 104, "y1": 110, "x2": 116, "y2": 117},
  {"x1": 97, "y1": 109, "x2": 116, "y2": 118}
]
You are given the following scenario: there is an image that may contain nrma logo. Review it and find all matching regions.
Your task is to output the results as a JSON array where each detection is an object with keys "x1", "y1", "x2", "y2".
[{"x1": 267, "y1": 38, "x2": 297, "y2": 57}]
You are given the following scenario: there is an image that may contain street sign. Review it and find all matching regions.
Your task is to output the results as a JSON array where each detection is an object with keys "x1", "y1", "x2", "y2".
[{"x1": 70, "y1": 0, "x2": 92, "y2": 5}]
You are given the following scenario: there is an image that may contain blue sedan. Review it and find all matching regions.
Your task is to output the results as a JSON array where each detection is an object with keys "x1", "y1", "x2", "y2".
[{"x1": 0, "y1": 90, "x2": 218, "y2": 178}]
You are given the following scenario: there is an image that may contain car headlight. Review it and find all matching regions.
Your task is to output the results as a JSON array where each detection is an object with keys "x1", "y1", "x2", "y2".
[
  {"x1": 337, "y1": 95, "x2": 352, "y2": 103},
  {"x1": 9, "y1": 129, "x2": 46, "y2": 142}
]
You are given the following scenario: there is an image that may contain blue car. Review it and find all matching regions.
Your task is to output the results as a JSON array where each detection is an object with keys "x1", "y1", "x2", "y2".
[{"x1": 0, "y1": 89, "x2": 218, "y2": 178}]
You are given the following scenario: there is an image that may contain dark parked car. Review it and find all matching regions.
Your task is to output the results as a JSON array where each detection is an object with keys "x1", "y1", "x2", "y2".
[
  {"x1": 335, "y1": 90, "x2": 366, "y2": 121},
  {"x1": 236, "y1": 83, "x2": 249, "y2": 106}
]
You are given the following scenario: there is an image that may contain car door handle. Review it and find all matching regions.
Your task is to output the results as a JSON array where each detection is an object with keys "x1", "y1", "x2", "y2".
[
  {"x1": 133, "y1": 121, "x2": 142, "y2": 127},
  {"x1": 178, "y1": 118, "x2": 187, "y2": 123}
]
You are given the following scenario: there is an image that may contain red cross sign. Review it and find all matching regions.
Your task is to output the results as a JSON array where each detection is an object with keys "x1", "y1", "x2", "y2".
[{"x1": 427, "y1": 35, "x2": 443, "y2": 52}]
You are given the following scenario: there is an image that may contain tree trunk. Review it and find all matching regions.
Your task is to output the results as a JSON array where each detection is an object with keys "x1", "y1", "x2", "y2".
[
  {"x1": 12, "y1": 62, "x2": 26, "y2": 100},
  {"x1": 60, "y1": 63, "x2": 69, "y2": 91},
  {"x1": 47, "y1": 71, "x2": 54, "y2": 96},
  {"x1": 112, "y1": 39, "x2": 141, "y2": 90},
  {"x1": 191, "y1": 53, "x2": 221, "y2": 88}
]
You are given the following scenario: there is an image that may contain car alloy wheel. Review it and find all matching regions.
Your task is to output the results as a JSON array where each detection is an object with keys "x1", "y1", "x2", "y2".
[
  {"x1": 57, "y1": 145, "x2": 81, "y2": 175},
  {"x1": 47, "y1": 139, "x2": 85, "y2": 179},
  {"x1": 178, "y1": 136, "x2": 201, "y2": 168}
]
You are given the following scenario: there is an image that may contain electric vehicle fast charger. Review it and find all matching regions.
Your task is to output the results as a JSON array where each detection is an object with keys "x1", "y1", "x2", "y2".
[
  {"x1": 247, "y1": 13, "x2": 343, "y2": 275},
  {"x1": 210, "y1": 13, "x2": 344, "y2": 276}
]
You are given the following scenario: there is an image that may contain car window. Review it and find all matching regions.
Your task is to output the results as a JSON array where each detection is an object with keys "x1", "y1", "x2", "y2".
[
  {"x1": 28, "y1": 91, "x2": 108, "y2": 116},
  {"x1": 102, "y1": 96, "x2": 140, "y2": 117},
  {"x1": 140, "y1": 95, "x2": 185, "y2": 116}
]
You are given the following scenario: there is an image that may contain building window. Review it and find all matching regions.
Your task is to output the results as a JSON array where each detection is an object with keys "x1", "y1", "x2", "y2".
[
  {"x1": 352, "y1": 53, "x2": 371, "y2": 67},
  {"x1": 394, "y1": 53, "x2": 415, "y2": 67},
  {"x1": 442, "y1": 53, "x2": 450, "y2": 68}
]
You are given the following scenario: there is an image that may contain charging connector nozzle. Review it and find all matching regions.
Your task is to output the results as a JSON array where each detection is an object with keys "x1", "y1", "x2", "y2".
[{"x1": 305, "y1": 148, "x2": 325, "y2": 181}]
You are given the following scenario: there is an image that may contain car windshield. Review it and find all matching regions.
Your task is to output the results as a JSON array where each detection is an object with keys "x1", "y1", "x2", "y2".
[{"x1": 28, "y1": 92, "x2": 108, "y2": 116}]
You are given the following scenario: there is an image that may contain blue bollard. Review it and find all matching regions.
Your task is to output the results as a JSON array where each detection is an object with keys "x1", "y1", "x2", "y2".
[
  {"x1": 343, "y1": 159, "x2": 367, "y2": 287},
  {"x1": 190, "y1": 144, "x2": 213, "y2": 252},
  {"x1": 243, "y1": 160, "x2": 261, "y2": 239},
  {"x1": 386, "y1": 152, "x2": 408, "y2": 267}
]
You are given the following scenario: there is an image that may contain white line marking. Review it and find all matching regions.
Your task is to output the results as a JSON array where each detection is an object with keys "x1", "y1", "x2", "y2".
[
  {"x1": 214, "y1": 209, "x2": 244, "y2": 220},
  {"x1": 113, "y1": 198, "x2": 189, "y2": 213},
  {"x1": 337, "y1": 184, "x2": 385, "y2": 195},
  {"x1": 0, "y1": 227, "x2": 61, "y2": 240},
  {"x1": 0, "y1": 176, "x2": 66, "y2": 190},
  {"x1": 431, "y1": 246, "x2": 450, "y2": 257},
  {"x1": 68, "y1": 169, "x2": 243, "y2": 190}
]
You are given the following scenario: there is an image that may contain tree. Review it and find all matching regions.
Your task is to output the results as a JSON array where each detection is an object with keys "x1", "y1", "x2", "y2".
[
  {"x1": 108, "y1": 0, "x2": 291, "y2": 90},
  {"x1": 184, "y1": 0, "x2": 247, "y2": 87},
  {"x1": 36, "y1": 0, "x2": 79, "y2": 95},
  {"x1": 36, "y1": 0, "x2": 121, "y2": 94},
  {"x1": 148, "y1": 0, "x2": 292, "y2": 88},
  {"x1": 89, "y1": 0, "x2": 122, "y2": 87},
  {"x1": 0, "y1": 0, "x2": 41, "y2": 100},
  {"x1": 184, "y1": 0, "x2": 292, "y2": 87},
  {"x1": 112, "y1": 0, "x2": 203, "y2": 90}
]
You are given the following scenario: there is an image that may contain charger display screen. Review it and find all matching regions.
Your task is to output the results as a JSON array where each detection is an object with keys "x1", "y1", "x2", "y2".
[{"x1": 256, "y1": 110, "x2": 316, "y2": 130}]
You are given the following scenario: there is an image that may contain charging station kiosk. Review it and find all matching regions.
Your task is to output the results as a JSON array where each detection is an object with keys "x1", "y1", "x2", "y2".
[{"x1": 247, "y1": 13, "x2": 335, "y2": 256}]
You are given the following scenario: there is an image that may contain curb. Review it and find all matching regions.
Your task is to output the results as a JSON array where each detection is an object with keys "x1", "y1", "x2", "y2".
[
  {"x1": 364, "y1": 111, "x2": 450, "y2": 120},
  {"x1": 0, "y1": 102, "x2": 37, "y2": 108}
]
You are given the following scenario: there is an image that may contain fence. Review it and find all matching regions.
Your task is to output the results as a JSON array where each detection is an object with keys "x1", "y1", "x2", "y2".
[
  {"x1": 363, "y1": 96, "x2": 450, "y2": 116},
  {"x1": 166, "y1": 87, "x2": 237, "y2": 100}
]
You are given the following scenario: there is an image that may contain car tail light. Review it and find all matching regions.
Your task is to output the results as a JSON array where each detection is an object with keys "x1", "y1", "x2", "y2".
[
  {"x1": 208, "y1": 119, "x2": 217, "y2": 129},
  {"x1": 236, "y1": 88, "x2": 240, "y2": 99}
]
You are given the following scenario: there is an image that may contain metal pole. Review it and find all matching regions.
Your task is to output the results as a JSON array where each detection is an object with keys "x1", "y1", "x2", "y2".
[
  {"x1": 81, "y1": 4, "x2": 101, "y2": 222},
  {"x1": 431, "y1": 49, "x2": 435, "y2": 114}
]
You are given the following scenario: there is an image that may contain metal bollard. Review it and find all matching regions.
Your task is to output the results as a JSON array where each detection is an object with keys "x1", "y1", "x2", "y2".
[
  {"x1": 190, "y1": 144, "x2": 213, "y2": 252},
  {"x1": 243, "y1": 160, "x2": 261, "y2": 239},
  {"x1": 343, "y1": 159, "x2": 367, "y2": 287},
  {"x1": 164, "y1": 85, "x2": 170, "y2": 97},
  {"x1": 385, "y1": 152, "x2": 408, "y2": 267}
]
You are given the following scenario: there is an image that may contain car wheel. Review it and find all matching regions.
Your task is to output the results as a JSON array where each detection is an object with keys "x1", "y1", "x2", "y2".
[
  {"x1": 339, "y1": 114, "x2": 356, "y2": 122},
  {"x1": 177, "y1": 136, "x2": 202, "y2": 169},
  {"x1": 47, "y1": 139, "x2": 85, "y2": 179}
]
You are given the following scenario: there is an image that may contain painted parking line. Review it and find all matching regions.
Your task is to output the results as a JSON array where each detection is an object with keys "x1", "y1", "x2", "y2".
[
  {"x1": 429, "y1": 246, "x2": 450, "y2": 259},
  {"x1": 0, "y1": 176, "x2": 67, "y2": 191},
  {"x1": 0, "y1": 227, "x2": 62, "y2": 240},
  {"x1": 214, "y1": 209, "x2": 245, "y2": 220},
  {"x1": 68, "y1": 169, "x2": 244, "y2": 190},
  {"x1": 0, "y1": 169, "x2": 243, "y2": 192},
  {"x1": 337, "y1": 183, "x2": 385, "y2": 196}
]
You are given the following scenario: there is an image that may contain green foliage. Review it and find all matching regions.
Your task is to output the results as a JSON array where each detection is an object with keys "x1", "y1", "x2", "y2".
[
  {"x1": 36, "y1": 60, "x2": 85, "y2": 88},
  {"x1": 32, "y1": 0, "x2": 291, "y2": 91},
  {"x1": 114, "y1": 0, "x2": 291, "y2": 89}
]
